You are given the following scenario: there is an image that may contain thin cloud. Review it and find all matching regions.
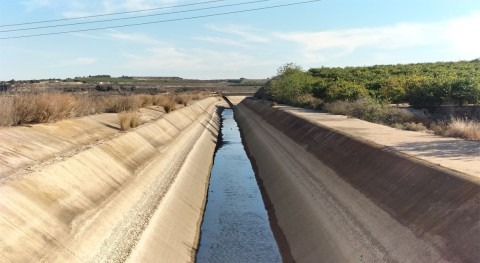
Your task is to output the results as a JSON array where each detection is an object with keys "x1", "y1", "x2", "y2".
[
  {"x1": 56, "y1": 57, "x2": 97, "y2": 66},
  {"x1": 192, "y1": 36, "x2": 251, "y2": 48},
  {"x1": 443, "y1": 10, "x2": 480, "y2": 56},
  {"x1": 274, "y1": 10, "x2": 480, "y2": 63},
  {"x1": 121, "y1": 44, "x2": 269, "y2": 78},
  {"x1": 206, "y1": 24, "x2": 269, "y2": 43},
  {"x1": 107, "y1": 31, "x2": 165, "y2": 45},
  {"x1": 275, "y1": 23, "x2": 436, "y2": 55},
  {"x1": 22, "y1": 0, "x2": 60, "y2": 11}
]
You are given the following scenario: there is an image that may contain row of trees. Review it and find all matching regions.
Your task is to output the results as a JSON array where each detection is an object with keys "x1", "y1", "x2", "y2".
[{"x1": 262, "y1": 60, "x2": 480, "y2": 108}]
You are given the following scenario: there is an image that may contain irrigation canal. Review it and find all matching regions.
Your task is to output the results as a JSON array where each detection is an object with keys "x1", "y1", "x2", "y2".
[{"x1": 196, "y1": 108, "x2": 281, "y2": 262}]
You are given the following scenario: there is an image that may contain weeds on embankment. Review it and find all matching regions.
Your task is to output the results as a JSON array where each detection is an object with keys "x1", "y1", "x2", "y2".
[
  {"x1": 0, "y1": 92, "x2": 209, "y2": 127},
  {"x1": 430, "y1": 117, "x2": 480, "y2": 140},
  {"x1": 118, "y1": 111, "x2": 142, "y2": 131},
  {"x1": 323, "y1": 99, "x2": 480, "y2": 140},
  {"x1": 324, "y1": 99, "x2": 427, "y2": 126}
]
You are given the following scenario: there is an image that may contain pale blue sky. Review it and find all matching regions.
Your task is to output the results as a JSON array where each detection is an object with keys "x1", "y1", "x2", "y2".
[{"x1": 0, "y1": 0, "x2": 479, "y2": 80}]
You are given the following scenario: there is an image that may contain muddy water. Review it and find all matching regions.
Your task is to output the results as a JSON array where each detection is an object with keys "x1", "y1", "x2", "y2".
[{"x1": 196, "y1": 109, "x2": 281, "y2": 263}]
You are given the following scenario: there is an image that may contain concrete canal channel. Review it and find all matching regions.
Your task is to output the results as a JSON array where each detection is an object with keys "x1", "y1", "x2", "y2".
[{"x1": 196, "y1": 108, "x2": 281, "y2": 262}]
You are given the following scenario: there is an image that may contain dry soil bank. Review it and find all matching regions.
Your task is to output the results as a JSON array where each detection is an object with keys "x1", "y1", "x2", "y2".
[
  {"x1": 0, "y1": 97, "x2": 225, "y2": 262},
  {"x1": 232, "y1": 97, "x2": 479, "y2": 263}
]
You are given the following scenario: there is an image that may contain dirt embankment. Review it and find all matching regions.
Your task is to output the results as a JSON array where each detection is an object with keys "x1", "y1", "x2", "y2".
[
  {"x1": 0, "y1": 97, "x2": 225, "y2": 262},
  {"x1": 233, "y1": 97, "x2": 479, "y2": 263}
]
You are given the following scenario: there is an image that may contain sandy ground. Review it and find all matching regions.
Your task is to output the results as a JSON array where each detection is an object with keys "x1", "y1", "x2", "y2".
[{"x1": 0, "y1": 98, "x2": 225, "y2": 262}]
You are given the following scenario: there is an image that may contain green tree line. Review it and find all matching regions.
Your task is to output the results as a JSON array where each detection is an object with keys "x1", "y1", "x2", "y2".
[{"x1": 260, "y1": 60, "x2": 480, "y2": 108}]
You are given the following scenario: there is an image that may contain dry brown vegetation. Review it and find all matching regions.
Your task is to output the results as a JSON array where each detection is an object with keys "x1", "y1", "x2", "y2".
[
  {"x1": 118, "y1": 111, "x2": 142, "y2": 131},
  {"x1": 163, "y1": 99, "x2": 177, "y2": 113},
  {"x1": 323, "y1": 99, "x2": 480, "y2": 140},
  {"x1": 174, "y1": 94, "x2": 192, "y2": 106},
  {"x1": 431, "y1": 118, "x2": 480, "y2": 140},
  {"x1": 392, "y1": 122, "x2": 427, "y2": 131},
  {"x1": 324, "y1": 99, "x2": 426, "y2": 126},
  {"x1": 0, "y1": 92, "x2": 209, "y2": 127}
]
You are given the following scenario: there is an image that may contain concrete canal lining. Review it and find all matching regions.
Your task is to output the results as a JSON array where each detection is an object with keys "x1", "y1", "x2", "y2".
[
  {"x1": 232, "y1": 97, "x2": 479, "y2": 263},
  {"x1": 0, "y1": 97, "x2": 226, "y2": 262},
  {"x1": 1, "y1": 95, "x2": 478, "y2": 262},
  {"x1": 196, "y1": 108, "x2": 281, "y2": 262}
]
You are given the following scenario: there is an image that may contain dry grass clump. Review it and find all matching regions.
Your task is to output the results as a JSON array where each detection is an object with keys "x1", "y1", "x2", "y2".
[
  {"x1": 162, "y1": 99, "x2": 176, "y2": 113},
  {"x1": 174, "y1": 94, "x2": 192, "y2": 106},
  {"x1": 152, "y1": 95, "x2": 166, "y2": 106},
  {"x1": 0, "y1": 96, "x2": 15, "y2": 126},
  {"x1": 1, "y1": 93, "x2": 76, "y2": 125},
  {"x1": 431, "y1": 118, "x2": 480, "y2": 140},
  {"x1": 323, "y1": 100, "x2": 350, "y2": 115},
  {"x1": 138, "y1": 94, "x2": 153, "y2": 107},
  {"x1": 392, "y1": 122, "x2": 427, "y2": 131},
  {"x1": 0, "y1": 93, "x2": 143, "y2": 127},
  {"x1": 104, "y1": 96, "x2": 140, "y2": 113},
  {"x1": 191, "y1": 92, "x2": 209, "y2": 101},
  {"x1": 151, "y1": 94, "x2": 177, "y2": 113},
  {"x1": 74, "y1": 95, "x2": 106, "y2": 116},
  {"x1": 325, "y1": 99, "x2": 479, "y2": 140},
  {"x1": 118, "y1": 111, "x2": 142, "y2": 131},
  {"x1": 324, "y1": 99, "x2": 424, "y2": 125},
  {"x1": 0, "y1": 92, "x2": 208, "y2": 127},
  {"x1": 294, "y1": 94, "x2": 323, "y2": 109}
]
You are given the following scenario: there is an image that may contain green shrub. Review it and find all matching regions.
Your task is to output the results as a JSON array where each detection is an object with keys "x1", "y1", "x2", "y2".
[
  {"x1": 407, "y1": 80, "x2": 451, "y2": 108},
  {"x1": 450, "y1": 79, "x2": 480, "y2": 106},
  {"x1": 313, "y1": 80, "x2": 368, "y2": 102},
  {"x1": 265, "y1": 63, "x2": 315, "y2": 105},
  {"x1": 377, "y1": 77, "x2": 407, "y2": 103}
]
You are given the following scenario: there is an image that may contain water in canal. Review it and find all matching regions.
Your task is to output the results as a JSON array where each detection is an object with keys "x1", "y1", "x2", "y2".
[{"x1": 196, "y1": 109, "x2": 281, "y2": 263}]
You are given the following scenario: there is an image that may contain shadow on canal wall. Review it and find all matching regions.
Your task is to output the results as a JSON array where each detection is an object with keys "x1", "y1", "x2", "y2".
[{"x1": 234, "y1": 97, "x2": 479, "y2": 263}]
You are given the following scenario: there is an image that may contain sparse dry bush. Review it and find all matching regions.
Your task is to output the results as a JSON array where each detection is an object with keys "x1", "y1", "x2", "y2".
[
  {"x1": 435, "y1": 117, "x2": 480, "y2": 140},
  {"x1": 163, "y1": 99, "x2": 176, "y2": 113},
  {"x1": 118, "y1": 111, "x2": 131, "y2": 131},
  {"x1": 429, "y1": 120, "x2": 448, "y2": 136},
  {"x1": 324, "y1": 99, "x2": 424, "y2": 126},
  {"x1": 174, "y1": 94, "x2": 192, "y2": 106},
  {"x1": 74, "y1": 95, "x2": 108, "y2": 116},
  {"x1": 392, "y1": 122, "x2": 427, "y2": 131},
  {"x1": 0, "y1": 93, "x2": 158, "y2": 127},
  {"x1": 104, "y1": 96, "x2": 140, "y2": 113},
  {"x1": 0, "y1": 96, "x2": 14, "y2": 126},
  {"x1": 139, "y1": 94, "x2": 153, "y2": 107},
  {"x1": 323, "y1": 100, "x2": 350, "y2": 116},
  {"x1": 294, "y1": 94, "x2": 323, "y2": 109},
  {"x1": 129, "y1": 112, "x2": 141, "y2": 128},
  {"x1": 190, "y1": 92, "x2": 209, "y2": 101},
  {"x1": 118, "y1": 111, "x2": 142, "y2": 131},
  {"x1": 152, "y1": 94, "x2": 170, "y2": 106},
  {"x1": 8, "y1": 93, "x2": 75, "y2": 125}
]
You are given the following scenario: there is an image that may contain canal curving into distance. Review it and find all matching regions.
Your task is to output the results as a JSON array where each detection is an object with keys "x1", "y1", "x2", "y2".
[{"x1": 196, "y1": 108, "x2": 281, "y2": 263}]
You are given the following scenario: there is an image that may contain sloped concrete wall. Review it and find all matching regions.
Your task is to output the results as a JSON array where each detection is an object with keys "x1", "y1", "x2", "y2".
[
  {"x1": 235, "y1": 98, "x2": 479, "y2": 263},
  {"x1": 0, "y1": 97, "x2": 223, "y2": 262}
]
